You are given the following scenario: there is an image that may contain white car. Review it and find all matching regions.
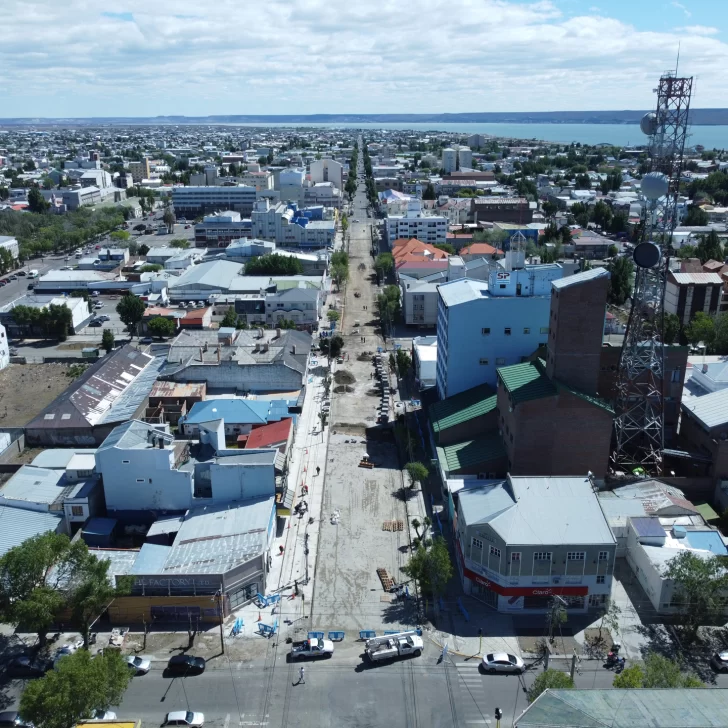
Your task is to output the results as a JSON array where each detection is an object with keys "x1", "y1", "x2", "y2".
[
  {"x1": 165, "y1": 711, "x2": 204, "y2": 727},
  {"x1": 482, "y1": 652, "x2": 525, "y2": 674},
  {"x1": 125, "y1": 655, "x2": 151, "y2": 674},
  {"x1": 88, "y1": 710, "x2": 117, "y2": 721}
]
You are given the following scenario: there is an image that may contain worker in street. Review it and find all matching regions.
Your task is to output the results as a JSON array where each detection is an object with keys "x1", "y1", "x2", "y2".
[{"x1": 299, "y1": 665, "x2": 305, "y2": 684}]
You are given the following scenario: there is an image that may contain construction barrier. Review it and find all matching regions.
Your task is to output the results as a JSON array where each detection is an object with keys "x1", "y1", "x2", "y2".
[
  {"x1": 328, "y1": 631, "x2": 345, "y2": 642},
  {"x1": 308, "y1": 631, "x2": 325, "y2": 640},
  {"x1": 258, "y1": 619, "x2": 278, "y2": 637},
  {"x1": 359, "y1": 630, "x2": 377, "y2": 640}
]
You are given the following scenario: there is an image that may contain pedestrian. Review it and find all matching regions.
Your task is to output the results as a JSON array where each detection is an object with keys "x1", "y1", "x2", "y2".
[
  {"x1": 316, "y1": 466, "x2": 321, "y2": 476},
  {"x1": 279, "y1": 545, "x2": 285, "y2": 555},
  {"x1": 299, "y1": 665, "x2": 305, "y2": 684}
]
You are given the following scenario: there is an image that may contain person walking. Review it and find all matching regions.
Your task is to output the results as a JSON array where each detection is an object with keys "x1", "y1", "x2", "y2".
[{"x1": 299, "y1": 665, "x2": 305, "y2": 684}]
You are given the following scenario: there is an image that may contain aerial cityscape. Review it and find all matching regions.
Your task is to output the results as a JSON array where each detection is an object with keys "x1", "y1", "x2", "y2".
[{"x1": 1, "y1": 2, "x2": 728, "y2": 728}]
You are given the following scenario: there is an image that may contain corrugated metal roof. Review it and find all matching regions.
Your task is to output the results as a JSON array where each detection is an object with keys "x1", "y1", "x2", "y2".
[
  {"x1": 630, "y1": 517, "x2": 667, "y2": 538},
  {"x1": 429, "y1": 384, "x2": 497, "y2": 434},
  {"x1": 518, "y1": 688, "x2": 728, "y2": 728},
  {"x1": 671, "y1": 272, "x2": 723, "y2": 285},
  {"x1": 145, "y1": 516, "x2": 184, "y2": 538},
  {"x1": 498, "y1": 361, "x2": 557, "y2": 404},
  {"x1": 437, "y1": 432, "x2": 506, "y2": 473},
  {"x1": 130, "y1": 543, "x2": 172, "y2": 574},
  {"x1": 682, "y1": 388, "x2": 728, "y2": 429},
  {"x1": 31, "y1": 449, "x2": 97, "y2": 469},
  {"x1": 551, "y1": 267, "x2": 609, "y2": 289},
  {"x1": 0, "y1": 506, "x2": 62, "y2": 557},
  {"x1": 0, "y1": 466, "x2": 64, "y2": 505}
]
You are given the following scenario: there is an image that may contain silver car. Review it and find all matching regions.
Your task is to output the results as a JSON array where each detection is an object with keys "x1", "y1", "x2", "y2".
[
  {"x1": 125, "y1": 655, "x2": 151, "y2": 674},
  {"x1": 482, "y1": 652, "x2": 525, "y2": 674},
  {"x1": 165, "y1": 711, "x2": 204, "y2": 727}
]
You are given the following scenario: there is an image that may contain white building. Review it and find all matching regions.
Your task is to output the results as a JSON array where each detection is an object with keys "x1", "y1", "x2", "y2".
[
  {"x1": 194, "y1": 210, "x2": 252, "y2": 248},
  {"x1": 0, "y1": 323, "x2": 9, "y2": 370},
  {"x1": 385, "y1": 200, "x2": 448, "y2": 245},
  {"x1": 236, "y1": 170, "x2": 274, "y2": 191},
  {"x1": 412, "y1": 335, "x2": 437, "y2": 390},
  {"x1": 0, "y1": 236, "x2": 19, "y2": 260},
  {"x1": 278, "y1": 168, "x2": 306, "y2": 205},
  {"x1": 442, "y1": 148, "x2": 457, "y2": 174},
  {"x1": 458, "y1": 147, "x2": 473, "y2": 170},
  {"x1": 172, "y1": 185, "x2": 257, "y2": 217},
  {"x1": 304, "y1": 182, "x2": 341, "y2": 209},
  {"x1": 0, "y1": 294, "x2": 92, "y2": 334},
  {"x1": 251, "y1": 200, "x2": 335, "y2": 248},
  {"x1": 145, "y1": 247, "x2": 206, "y2": 271},
  {"x1": 265, "y1": 286, "x2": 322, "y2": 329},
  {"x1": 310, "y1": 159, "x2": 343, "y2": 190}
]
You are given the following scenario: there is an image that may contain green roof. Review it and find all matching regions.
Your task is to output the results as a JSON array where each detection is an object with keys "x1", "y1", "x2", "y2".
[
  {"x1": 498, "y1": 360, "x2": 556, "y2": 404},
  {"x1": 695, "y1": 501, "x2": 720, "y2": 522},
  {"x1": 429, "y1": 383, "x2": 497, "y2": 434},
  {"x1": 436, "y1": 432, "x2": 506, "y2": 474},
  {"x1": 557, "y1": 380, "x2": 614, "y2": 415}
]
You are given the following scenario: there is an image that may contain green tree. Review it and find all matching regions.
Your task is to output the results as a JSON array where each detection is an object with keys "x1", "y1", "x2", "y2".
[
  {"x1": 598, "y1": 598, "x2": 622, "y2": 641},
  {"x1": 402, "y1": 537, "x2": 452, "y2": 598},
  {"x1": 147, "y1": 316, "x2": 176, "y2": 339},
  {"x1": 607, "y1": 244, "x2": 619, "y2": 257},
  {"x1": 422, "y1": 182, "x2": 436, "y2": 200},
  {"x1": 434, "y1": 243, "x2": 456, "y2": 255},
  {"x1": 109, "y1": 230, "x2": 130, "y2": 242},
  {"x1": 405, "y1": 461, "x2": 429, "y2": 490},
  {"x1": 326, "y1": 309, "x2": 340, "y2": 323},
  {"x1": 527, "y1": 670, "x2": 574, "y2": 702},
  {"x1": 663, "y1": 312, "x2": 680, "y2": 345},
  {"x1": 695, "y1": 230, "x2": 723, "y2": 264},
  {"x1": 714, "y1": 312, "x2": 728, "y2": 355},
  {"x1": 319, "y1": 334, "x2": 344, "y2": 361},
  {"x1": 20, "y1": 649, "x2": 132, "y2": 728},
  {"x1": 101, "y1": 329, "x2": 115, "y2": 353},
  {"x1": 169, "y1": 238, "x2": 190, "y2": 249},
  {"x1": 613, "y1": 652, "x2": 703, "y2": 689},
  {"x1": 162, "y1": 208, "x2": 176, "y2": 232},
  {"x1": 685, "y1": 311, "x2": 715, "y2": 348},
  {"x1": 221, "y1": 308, "x2": 239, "y2": 328},
  {"x1": 683, "y1": 205, "x2": 709, "y2": 227},
  {"x1": 663, "y1": 551, "x2": 728, "y2": 641},
  {"x1": 331, "y1": 262, "x2": 349, "y2": 289},
  {"x1": 341, "y1": 215, "x2": 349, "y2": 233},
  {"x1": 115, "y1": 294, "x2": 146, "y2": 337},
  {"x1": 245, "y1": 253, "x2": 303, "y2": 276},
  {"x1": 0, "y1": 533, "x2": 87, "y2": 646},
  {"x1": 27, "y1": 187, "x2": 49, "y2": 213},
  {"x1": 607, "y1": 256, "x2": 634, "y2": 305},
  {"x1": 137, "y1": 243, "x2": 150, "y2": 257},
  {"x1": 396, "y1": 349, "x2": 412, "y2": 375},
  {"x1": 330, "y1": 251, "x2": 349, "y2": 268},
  {"x1": 139, "y1": 264, "x2": 162, "y2": 272},
  {"x1": 374, "y1": 253, "x2": 394, "y2": 278},
  {"x1": 541, "y1": 200, "x2": 557, "y2": 217},
  {"x1": 676, "y1": 244, "x2": 697, "y2": 260}
]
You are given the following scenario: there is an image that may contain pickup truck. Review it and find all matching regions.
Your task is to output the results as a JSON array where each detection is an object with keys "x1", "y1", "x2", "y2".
[
  {"x1": 289, "y1": 638, "x2": 334, "y2": 660},
  {"x1": 365, "y1": 633, "x2": 423, "y2": 662}
]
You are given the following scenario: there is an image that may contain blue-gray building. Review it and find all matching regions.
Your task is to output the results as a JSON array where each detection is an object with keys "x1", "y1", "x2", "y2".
[{"x1": 436, "y1": 253, "x2": 563, "y2": 399}]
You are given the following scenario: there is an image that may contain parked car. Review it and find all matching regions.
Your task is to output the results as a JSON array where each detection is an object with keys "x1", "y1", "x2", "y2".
[
  {"x1": 97, "y1": 314, "x2": 110, "y2": 322},
  {"x1": 140, "y1": 337, "x2": 153, "y2": 345},
  {"x1": 9, "y1": 348, "x2": 18, "y2": 356},
  {"x1": 481, "y1": 652, "x2": 525, "y2": 674},
  {"x1": 91, "y1": 290, "x2": 100, "y2": 297},
  {"x1": 196, "y1": 301, "x2": 205, "y2": 308},
  {"x1": 0, "y1": 711, "x2": 33, "y2": 728},
  {"x1": 5, "y1": 656, "x2": 50, "y2": 678},
  {"x1": 88, "y1": 320, "x2": 103, "y2": 327},
  {"x1": 125, "y1": 655, "x2": 151, "y2": 674},
  {"x1": 0, "y1": 281, "x2": 6, "y2": 286},
  {"x1": 86, "y1": 710, "x2": 117, "y2": 721},
  {"x1": 167, "y1": 655, "x2": 206, "y2": 675},
  {"x1": 94, "y1": 302, "x2": 104, "y2": 309},
  {"x1": 164, "y1": 712, "x2": 204, "y2": 728},
  {"x1": 8, "y1": 275, "x2": 17, "y2": 281},
  {"x1": 711, "y1": 651, "x2": 728, "y2": 672},
  {"x1": 16, "y1": 270, "x2": 26, "y2": 277}
]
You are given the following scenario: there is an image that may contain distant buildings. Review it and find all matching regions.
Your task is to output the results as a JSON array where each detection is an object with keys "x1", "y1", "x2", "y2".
[
  {"x1": 471, "y1": 197, "x2": 533, "y2": 224},
  {"x1": 310, "y1": 158, "x2": 343, "y2": 189}
]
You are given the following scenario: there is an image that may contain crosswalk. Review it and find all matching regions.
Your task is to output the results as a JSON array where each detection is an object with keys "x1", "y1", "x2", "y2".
[{"x1": 453, "y1": 663, "x2": 492, "y2": 726}]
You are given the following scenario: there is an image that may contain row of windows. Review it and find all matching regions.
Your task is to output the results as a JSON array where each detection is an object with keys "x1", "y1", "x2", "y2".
[
  {"x1": 471, "y1": 542, "x2": 611, "y2": 565},
  {"x1": 482, "y1": 327, "x2": 549, "y2": 336}
]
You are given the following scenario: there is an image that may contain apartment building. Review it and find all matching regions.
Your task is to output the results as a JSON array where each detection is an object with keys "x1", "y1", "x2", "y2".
[
  {"x1": 310, "y1": 158, "x2": 343, "y2": 190},
  {"x1": 665, "y1": 271, "x2": 723, "y2": 325},
  {"x1": 128, "y1": 159, "x2": 151, "y2": 183},
  {"x1": 472, "y1": 197, "x2": 533, "y2": 224},
  {"x1": 251, "y1": 200, "x2": 335, "y2": 248},
  {"x1": 172, "y1": 185, "x2": 257, "y2": 217},
  {"x1": 386, "y1": 200, "x2": 448, "y2": 246},
  {"x1": 194, "y1": 210, "x2": 252, "y2": 248}
]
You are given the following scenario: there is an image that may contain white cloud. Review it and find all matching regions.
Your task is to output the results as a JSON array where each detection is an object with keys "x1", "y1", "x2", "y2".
[
  {"x1": 0, "y1": 0, "x2": 726, "y2": 116},
  {"x1": 676, "y1": 25, "x2": 720, "y2": 36},
  {"x1": 671, "y1": 1, "x2": 692, "y2": 18}
]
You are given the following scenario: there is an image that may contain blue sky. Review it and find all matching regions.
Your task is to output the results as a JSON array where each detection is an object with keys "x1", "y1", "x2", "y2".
[{"x1": 1, "y1": 0, "x2": 727, "y2": 117}]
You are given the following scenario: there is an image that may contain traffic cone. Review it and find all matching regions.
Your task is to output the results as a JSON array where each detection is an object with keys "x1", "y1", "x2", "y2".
[{"x1": 257, "y1": 611, "x2": 262, "y2": 622}]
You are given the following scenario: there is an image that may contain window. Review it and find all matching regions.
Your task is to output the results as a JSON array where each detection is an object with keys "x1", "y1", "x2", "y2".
[
  {"x1": 472, "y1": 537, "x2": 483, "y2": 550},
  {"x1": 489, "y1": 546, "x2": 501, "y2": 558},
  {"x1": 598, "y1": 551, "x2": 609, "y2": 561},
  {"x1": 482, "y1": 327, "x2": 491, "y2": 335},
  {"x1": 479, "y1": 358, "x2": 489, "y2": 366},
  {"x1": 523, "y1": 327, "x2": 530, "y2": 334},
  {"x1": 567, "y1": 551, "x2": 586, "y2": 560},
  {"x1": 496, "y1": 357, "x2": 506, "y2": 366},
  {"x1": 71, "y1": 506, "x2": 84, "y2": 517},
  {"x1": 534, "y1": 552, "x2": 552, "y2": 561},
  {"x1": 122, "y1": 460, "x2": 130, "y2": 464},
  {"x1": 671, "y1": 369, "x2": 682, "y2": 383},
  {"x1": 596, "y1": 575, "x2": 606, "y2": 584},
  {"x1": 511, "y1": 552, "x2": 521, "y2": 562},
  {"x1": 499, "y1": 284, "x2": 506, "y2": 289},
  {"x1": 540, "y1": 326, "x2": 549, "y2": 334},
  {"x1": 504, "y1": 327, "x2": 511, "y2": 336}
]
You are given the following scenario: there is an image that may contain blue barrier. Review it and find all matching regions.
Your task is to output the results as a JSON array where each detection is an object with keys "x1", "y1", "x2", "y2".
[
  {"x1": 359, "y1": 630, "x2": 377, "y2": 640},
  {"x1": 255, "y1": 593, "x2": 267, "y2": 608},
  {"x1": 384, "y1": 630, "x2": 400, "y2": 635},
  {"x1": 258, "y1": 619, "x2": 278, "y2": 637},
  {"x1": 268, "y1": 594, "x2": 281, "y2": 605},
  {"x1": 328, "y1": 631, "x2": 345, "y2": 642},
  {"x1": 457, "y1": 597, "x2": 470, "y2": 622},
  {"x1": 231, "y1": 617, "x2": 244, "y2": 636},
  {"x1": 308, "y1": 631, "x2": 325, "y2": 640}
]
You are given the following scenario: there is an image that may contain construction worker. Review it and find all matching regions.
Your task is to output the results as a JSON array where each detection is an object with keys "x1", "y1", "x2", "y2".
[{"x1": 299, "y1": 665, "x2": 305, "y2": 684}]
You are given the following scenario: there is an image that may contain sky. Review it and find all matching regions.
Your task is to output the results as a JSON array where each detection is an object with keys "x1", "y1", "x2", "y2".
[{"x1": 2, "y1": 0, "x2": 727, "y2": 117}]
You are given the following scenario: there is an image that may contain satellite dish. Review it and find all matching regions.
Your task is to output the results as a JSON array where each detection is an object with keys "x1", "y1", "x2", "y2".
[
  {"x1": 633, "y1": 241, "x2": 661, "y2": 269},
  {"x1": 641, "y1": 171, "x2": 669, "y2": 201},
  {"x1": 640, "y1": 112, "x2": 658, "y2": 137}
]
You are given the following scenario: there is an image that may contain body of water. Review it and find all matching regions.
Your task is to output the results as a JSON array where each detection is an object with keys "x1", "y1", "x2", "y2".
[{"x1": 228, "y1": 121, "x2": 728, "y2": 149}]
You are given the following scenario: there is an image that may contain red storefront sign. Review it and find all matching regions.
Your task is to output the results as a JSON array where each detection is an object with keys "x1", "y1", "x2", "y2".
[{"x1": 456, "y1": 540, "x2": 588, "y2": 598}]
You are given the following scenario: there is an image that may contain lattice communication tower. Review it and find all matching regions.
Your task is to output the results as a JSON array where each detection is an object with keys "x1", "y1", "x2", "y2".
[{"x1": 612, "y1": 73, "x2": 693, "y2": 474}]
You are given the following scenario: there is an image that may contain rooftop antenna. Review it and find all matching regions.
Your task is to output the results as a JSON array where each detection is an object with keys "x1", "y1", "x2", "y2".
[{"x1": 675, "y1": 42, "x2": 681, "y2": 76}]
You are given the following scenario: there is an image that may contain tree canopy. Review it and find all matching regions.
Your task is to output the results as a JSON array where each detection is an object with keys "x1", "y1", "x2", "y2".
[
  {"x1": 613, "y1": 652, "x2": 703, "y2": 689},
  {"x1": 402, "y1": 536, "x2": 452, "y2": 597},
  {"x1": 607, "y1": 256, "x2": 634, "y2": 306},
  {"x1": 245, "y1": 253, "x2": 303, "y2": 276},
  {"x1": 11, "y1": 303, "x2": 73, "y2": 341},
  {"x1": 148, "y1": 317, "x2": 177, "y2": 338},
  {"x1": 527, "y1": 669, "x2": 574, "y2": 702},
  {"x1": 115, "y1": 294, "x2": 146, "y2": 337}
]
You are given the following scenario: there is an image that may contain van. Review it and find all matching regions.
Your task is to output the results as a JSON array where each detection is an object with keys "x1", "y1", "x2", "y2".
[{"x1": 27, "y1": 270, "x2": 39, "y2": 279}]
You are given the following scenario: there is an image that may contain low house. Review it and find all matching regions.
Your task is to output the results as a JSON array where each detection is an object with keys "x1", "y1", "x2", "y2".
[{"x1": 179, "y1": 398, "x2": 295, "y2": 439}]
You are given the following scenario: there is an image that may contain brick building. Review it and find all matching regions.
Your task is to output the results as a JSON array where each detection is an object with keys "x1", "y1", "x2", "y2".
[{"x1": 471, "y1": 197, "x2": 532, "y2": 225}]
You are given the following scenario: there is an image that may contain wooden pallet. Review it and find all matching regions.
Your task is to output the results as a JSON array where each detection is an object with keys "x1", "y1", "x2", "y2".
[
  {"x1": 377, "y1": 567, "x2": 395, "y2": 591},
  {"x1": 382, "y1": 520, "x2": 404, "y2": 531}
]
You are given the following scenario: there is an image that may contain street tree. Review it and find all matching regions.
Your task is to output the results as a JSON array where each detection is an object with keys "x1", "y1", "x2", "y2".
[
  {"x1": 331, "y1": 262, "x2": 349, "y2": 289},
  {"x1": 319, "y1": 334, "x2": 344, "y2": 361},
  {"x1": 326, "y1": 309, "x2": 340, "y2": 322},
  {"x1": 607, "y1": 244, "x2": 619, "y2": 257},
  {"x1": 714, "y1": 312, "x2": 728, "y2": 355},
  {"x1": 101, "y1": 329, "x2": 115, "y2": 353},
  {"x1": 109, "y1": 230, "x2": 130, "y2": 242},
  {"x1": 147, "y1": 316, "x2": 177, "y2": 339},
  {"x1": 607, "y1": 256, "x2": 634, "y2": 305},
  {"x1": 405, "y1": 462, "x2": 429, "y2": 490},
  {"x1": 411, "y1": 518, "x2": 421, "y2": 538},
  {"x1": 402, "y1": 536, "x2": 452, "y2": 597},
  {"x1": 374, "y1": 253, "x2": 394, "y2": 278},
  {"x1": 547, "y1": 598, "x2": 567, "y2": 643},
  {"x1": 527, "y1": 670, "x2": 574, "y2": 703},
  {"x1": 20, "y1": 649, "x2": 132, "y2": 728},
  {"x1": 169, "y1": 238, "x2": 190, "y2": 249},
  {"x1": 685, "y1": 311, "x2": 715, "y2": 349},
  {"x1": 221, "y1": 308, "x2": 239, "y2": 328},
  {"x1": 396, "y1": 349, "x2": 412, "y2": 375},
  {"x1": 663, "y1": 550, "x2": 728, "y2": 641},
  {"x1": 613, "y1": 651, "x2": 703, "y2": 688},
  {"x1": 162, "y1": 208, "x2": 176, "y2": 232},
  {"x1": 137, "y1": 243, "x2": 150, "y2": 257},
  {"x1": 598, "y1": 598, "x2": 621, "y2": 642},
  {"x1": 115, "y1": 294, "x2": 146, "y2": 337}
]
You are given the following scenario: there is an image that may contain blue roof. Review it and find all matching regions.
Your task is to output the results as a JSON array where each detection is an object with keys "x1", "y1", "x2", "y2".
[
  {"x1": 684, "y1": 530, "x2": 728, "y2": 555},
  {"x1": 181, "y1": 398, "x2": 294, "y2": 426},
  {"x1": 631, "y1": 517, "x2": 666, "y2": 538},
  {"x1": 131, "y1": 543, "x2": 172, "y2": 574},
  {"x1": 0, "y1": 506, "x2": 62, "y2": 557},
  {"x1": 83, "y1": 517, "x2": 117, "y2": 537}
]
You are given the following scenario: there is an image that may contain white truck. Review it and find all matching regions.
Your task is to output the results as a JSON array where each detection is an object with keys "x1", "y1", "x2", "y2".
[
  {"x1": 289, "y1": 637, "x2": 334, "y2": 660},
  {"x1": 365, "y1": 631, "x2": 424, "y2": 662}
]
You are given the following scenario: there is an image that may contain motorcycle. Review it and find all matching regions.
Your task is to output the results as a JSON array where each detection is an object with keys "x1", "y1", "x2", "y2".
[{"x1": 614, "y1": 657, "x2": 626, "y2": 674}]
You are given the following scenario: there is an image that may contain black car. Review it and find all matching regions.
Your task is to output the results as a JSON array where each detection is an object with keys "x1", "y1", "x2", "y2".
[
  {"x1": 88, "y1": 320, "x2": 103, "y2": 327},
  {"x1": 5, "y1": 656, "x2": 49, "y2": 678},
  {"x1": 167, "y1": 655, "x2": 206, "y2": 675},
  {"x1": 0, "y1": 712, "x2": 32, "y2": 728}
]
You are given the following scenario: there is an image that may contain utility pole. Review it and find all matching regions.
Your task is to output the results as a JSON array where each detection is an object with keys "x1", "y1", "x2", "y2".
[{"x1": 217, "y1": 590, "x2": 225, "y2": 654}]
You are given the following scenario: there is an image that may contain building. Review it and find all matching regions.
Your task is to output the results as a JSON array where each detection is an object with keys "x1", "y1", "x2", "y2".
[
  {"x1": 265, "y1": 286, "x2": 322, "y2": 329},
  {"x1": 172, "y1": 186, "x2": 257, "y2": 218},
  {"x1": 128, "y1": 159, "x2": 151, "y2": 183},
  {"x1": 0, "y1": 235, "x2": 19, "y2": 260},
  {"x1": 25, "y1": 346, "x2": 164, "y2": 446},
  {"x1": 569, "y1": 231, "x2": 612, "y2": 259},
  {"x1": 679, "y1": 388, "x2": 728, "y2": 482},
  {"x1": 386, "y1": 201, "x2": 448, "y2": 246},
  {"x1": 167, "y1": 260, "x2": 245, "y2": 301},
  {"x1": 0, "y1": 323, "x2": 9, "y2": 370},
  {"x1": 162, "y1": 327, "x2": 311, "y2": 392},
  {"x1": 455, "y1": 475, "x2": 615, "y2": 612},
  {"x1": 468, "y1": 134, "x2": 487, "y2": 150},
  {"x1": 194, "y1": 211, "x2": 252, "y2": 248},
  {"x1": 145, "y1": 381, "x2": 206, "y2": 426},
  {"x1": 224, "y1": 239, "x2": 275, "y2": 260},
  {"x1": 665, "y1": 271, "x2": 723, "y2": 325},
  {"x1": 457, "y1": 147, "x2": 473, "y2": 170},
  {"x1": 310, "y1": 159, "x2": 343, "y2": 189},
  {"x1": 304, "y1": 182, "x2": 342, "y2": 209},
  {"x1": 516, "y1": 689, "x2": 728, "y2": 728},
  {"x1": 412, "y1": 336, "x2": 437, "y2": 390},
  {"x1": 251, "y1": 200, "x2": 335, "y2": 248},
  {"x1": 442, "y1": 148, "x2": 457, "y2": 174},
  {"x1": 435, "y1": 253, "x2": 562, "y2": 398},
  {"x1": 0, "y1": 507, "x2": 64, "y2": 557},
  {"x1": 145, "y1": 246, "x2": 205, "y2": 271},
  {"x1": 180, "y1": 398, "x2": 294, "y2": 438},
  {"x1": 471, "y1": 197, "x2": 532, "y2": 224},
  {"x1": 0, "y1": 294, "x2": 92, "y2": 335}
]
